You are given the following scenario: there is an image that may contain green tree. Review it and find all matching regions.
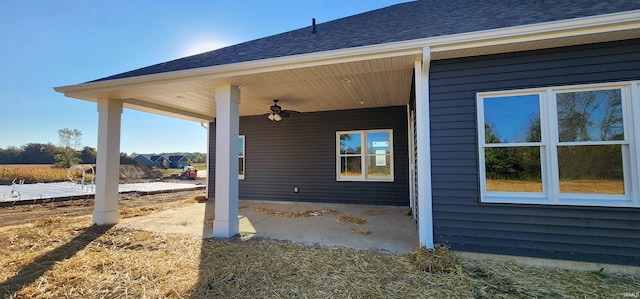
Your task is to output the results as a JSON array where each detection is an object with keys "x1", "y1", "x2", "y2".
[
  {"x1": 20, "y1": 143, "x2": 58, "y2": 164},
  {"x1": 0, "y1": 146, "x2": 21, "y2": 164},
  {"x1": 80, "y1": 146, "x2": 97, "y2": 164},
  {"x1": 54, "y1": 128, "x2": 82, "y2": 168}
]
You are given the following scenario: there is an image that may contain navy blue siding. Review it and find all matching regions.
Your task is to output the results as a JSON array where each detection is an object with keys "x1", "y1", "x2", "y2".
[
  {"x1": 209, "y1": 106, "x2": 409, "y2": 206},
  {"x1": 429, "y1": 39, "x2": 640, "y2": 265}
]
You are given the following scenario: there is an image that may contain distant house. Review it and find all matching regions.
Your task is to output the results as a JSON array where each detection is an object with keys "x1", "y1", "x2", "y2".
[
  {"x1": 133, "y1": 155, "x2": 166, "y2": 168},
  {"x1": 56, "y1": 0, "x2": 640, "y2": 266},
  {"x1": 166, "y1": 155, "x2": 188, "y2": 168}
]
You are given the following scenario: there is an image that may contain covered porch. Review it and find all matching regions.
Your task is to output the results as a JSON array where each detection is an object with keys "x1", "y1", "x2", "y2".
[{"x1": 54, "y1": 46, "x2": 435, "y2": 247}]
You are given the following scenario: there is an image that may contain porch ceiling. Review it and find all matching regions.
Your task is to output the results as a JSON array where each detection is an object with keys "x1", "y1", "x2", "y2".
[{"x1": 63, "y1": 54, "x2": 421, "y2": 122}]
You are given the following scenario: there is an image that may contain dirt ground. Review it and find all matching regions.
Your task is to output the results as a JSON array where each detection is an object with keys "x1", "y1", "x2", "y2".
[{"x1": 0, "y1": 190, "x2": 203, "y2": 228}]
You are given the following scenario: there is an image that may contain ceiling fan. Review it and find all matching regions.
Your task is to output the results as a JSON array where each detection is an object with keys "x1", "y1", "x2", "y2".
[{"x1": 266, "y1": 99, "x2": 299, "y2": 122}]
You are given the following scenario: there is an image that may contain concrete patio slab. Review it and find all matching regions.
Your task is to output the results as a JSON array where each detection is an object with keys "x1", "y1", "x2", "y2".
[{"x1": 117, "y1": 199, "x2": 418, "y2": 254}]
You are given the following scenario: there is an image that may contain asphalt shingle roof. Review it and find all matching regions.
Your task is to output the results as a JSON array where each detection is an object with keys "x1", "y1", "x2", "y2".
[{"x1": 93, "y1": 0, "x2": 640, "y2": 82}]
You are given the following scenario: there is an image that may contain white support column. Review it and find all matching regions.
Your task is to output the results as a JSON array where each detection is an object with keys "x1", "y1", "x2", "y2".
[
  {"x1": 415, "y1": 47, "x2": 434, "y2": 248},
  {"x1": 213, "y1": 85, "x2": 240, "y2": 237},
  {"x1": 94, "y1": 98, "x2": 123, "y2": 225}
]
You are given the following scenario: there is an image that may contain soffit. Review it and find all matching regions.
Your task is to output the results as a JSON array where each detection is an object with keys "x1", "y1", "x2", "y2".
[{"x1": 73, "y1": 54, "x2": 421, "y2": 122}]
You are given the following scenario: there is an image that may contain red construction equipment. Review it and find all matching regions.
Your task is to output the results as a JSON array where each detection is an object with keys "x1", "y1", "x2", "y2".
[{"x1": 179, "y1": 166, "x2": 198, "y2": 179}]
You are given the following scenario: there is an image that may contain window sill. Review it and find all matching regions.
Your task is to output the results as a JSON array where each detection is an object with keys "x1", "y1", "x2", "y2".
[
  {"x1": 482, "y1": 195, "x2": 639, "y2": 208},
  {"x1": 337, "y1": 177, "x2": 394, "y2": 182}
]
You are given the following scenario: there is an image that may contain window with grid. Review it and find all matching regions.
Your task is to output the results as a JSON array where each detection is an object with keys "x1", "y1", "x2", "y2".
[{"x1": 477, "y1": 82, "x2": 639, "y2": 207}]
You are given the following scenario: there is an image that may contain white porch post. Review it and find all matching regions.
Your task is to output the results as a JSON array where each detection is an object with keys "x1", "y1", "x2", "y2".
[
  {"x1": 213, "y1": 85, "x2": 240, "y2": 237},
  {"x1": 415, "y1": 47, "x2": 434, "y2": 248},
  {"x1": 94, "y1": 98, "x2": 123, "y2": 225}
]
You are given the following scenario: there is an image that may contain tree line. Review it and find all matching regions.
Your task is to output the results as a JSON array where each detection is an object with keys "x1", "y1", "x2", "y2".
[
  {"x1": 0, "y1": 145, "x2": 207, "y2": 166},
  {"x1": 485, "y1": 89, "x2": 624, "y2": 182},
  {"x1": 0, "y1": 143, "x2": 97, "y2": 166},
  {"x1": 1, "y1": 128, "x2": 207, "y2": 167}
]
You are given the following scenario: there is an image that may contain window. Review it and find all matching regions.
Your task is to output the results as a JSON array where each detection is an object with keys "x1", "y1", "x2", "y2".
[
  {"x1": 238, "y1": 135, "x2": 245, "y2": 180},
  {"x1": 337, "y1": 130, "x2": 393, "y2": 181},
  {"x1": 477, "y1": 81, "x2": 639, "y2": 207}
]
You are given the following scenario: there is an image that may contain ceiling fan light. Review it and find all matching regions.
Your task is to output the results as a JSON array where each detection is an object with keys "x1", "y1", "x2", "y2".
[
  {"x1": 274, "y1": 114, "x2": 282, "y2": 122},
  {"x1": 268, "y1": 114, "x2": 275, "y2": 121}
]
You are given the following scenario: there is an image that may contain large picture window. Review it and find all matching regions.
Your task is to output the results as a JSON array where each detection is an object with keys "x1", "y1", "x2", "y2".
[
  {"x1": 337, "y1": 130, "x2": 393, "y2": 181},
  {"x1": 477, "y1": 81, "x2": 639, "y2": 207}
]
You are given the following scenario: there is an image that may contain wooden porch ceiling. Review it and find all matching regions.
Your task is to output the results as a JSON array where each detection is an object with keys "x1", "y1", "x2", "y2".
[{"x1": 96, "y1": 54, "x2": 421, "y2": 122}]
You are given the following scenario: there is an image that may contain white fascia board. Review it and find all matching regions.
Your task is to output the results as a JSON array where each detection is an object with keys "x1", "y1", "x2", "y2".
[
  {"x1": 426, "y1": 9, "x2": 640, "y2": 52},
  {"x1": 54, "y1": 10, "x2": 640, "y2": 97},
  {"x1": 123, "y1": 99, "x2": 215, "y2": 122}
]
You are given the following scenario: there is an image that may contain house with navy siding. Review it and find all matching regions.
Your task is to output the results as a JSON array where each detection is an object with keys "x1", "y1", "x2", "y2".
[
  {"x1": 55, "y1": 0, "x2": 640, "y2": 266},
  {"x1": 134, "y1": 154, "x2": 166, "y2": 168},
  {"x1": 166, "y1": 155, "x2": 189, "y2": 168}
]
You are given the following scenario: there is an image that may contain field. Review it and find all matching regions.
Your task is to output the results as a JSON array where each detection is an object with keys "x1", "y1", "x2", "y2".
[
  {"x1": 487, "y1": 179, "x2": 624, "y2": 194},
  {"x1": 0, "y1": 191, "x2": 638, "y2": 298},
  {"x1": 0, "y1": 164, "x2": 70, "y2": 183}
]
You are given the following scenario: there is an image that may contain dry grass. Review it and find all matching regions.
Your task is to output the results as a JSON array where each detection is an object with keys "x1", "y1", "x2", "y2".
[
  {"x1": 486, "y1": 179, "x2": 542, "y2": 192},
  {"x1": 186, "y1": 193, "x2": 208, "y2": 203},
  {"x1": 254, "y1": 207, "x2": 370, "y2": 236},
  {"x1": 254, "y1": 206, "x2": 335, "y2": 218},
  {"x1": 487, "y1": 179, "x2": 624, "y2": 194},
  {"x1": 350, "y1": 227, "x2": 371, "y2": 236},
  {"x1": 560, "y1": 179, "x2": 624, "y2": 194},
  {"x1": 334, "y1": 214, "x2": 367, "y2": 225},
  {"x1": 0, "y1": 216, "x2": 638, "y2": 298},
  {"x1": 410, "y1": 244, "x2": 459, "y2": 273},
  {"x1": 0, "y1": 165, "x2": 69, "y2": 182},
  {"x1": 120, "y1": 198, "x2": 199, "y2": 219}
]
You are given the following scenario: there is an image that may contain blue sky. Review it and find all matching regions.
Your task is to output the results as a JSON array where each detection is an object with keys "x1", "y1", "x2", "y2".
[
  {"x1": 0, "y1": 0, "x2": 406, "y2": 154},
  {"x1": 484, "y1": 94, "x2": 540, "y2": 143}
]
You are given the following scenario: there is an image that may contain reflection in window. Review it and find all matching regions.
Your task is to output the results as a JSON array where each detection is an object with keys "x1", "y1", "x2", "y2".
[
  {"x1": 339, "y1": 133, "x2": 362, "y2": 177},
  {"x1": 482, "y1": 94, "x2": 542, "y2": 193},
  {"x1": 557, "y1": 89, "x2": 623, "y2": 142},
  {"x1": 484, "y1": 147, "x2": 542, "y2": 192},
  {"x1": 484, "y1": 94, "x2": 541, "y2": 143},
  {"x1": 558, "y1": 145, "x2": 624, "y2": 194},
  {"x1": 478, "y1": 83, "x2": 634, "y2": 206},
  {"x1": 238, "y1": 136, "x2": 245, "y2": 179},
  {"x1": 339, "y1": 133, "x2": 361, "y2": 154},
  {"x1": 366, "y1": 132, "x2": 391, "y2": 177},
  {"x1": 337, "y1": 130, "x2": 393, "y2": 181}
]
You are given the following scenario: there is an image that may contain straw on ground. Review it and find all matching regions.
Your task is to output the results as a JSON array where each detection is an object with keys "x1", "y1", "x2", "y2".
[{"x1": 1, "y1": 215, "x2": 637, "y2": 298}]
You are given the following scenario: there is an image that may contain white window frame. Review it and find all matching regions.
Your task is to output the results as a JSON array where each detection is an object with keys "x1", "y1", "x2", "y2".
[
  {"x1": 238, "y1": 135, "x2": 245, "y2": 180},
  {"x1": 476, "y1": 81, "x2": 640, "y2": 207},
  {"x1": 336, "y1": 129, "x2": 394, "y2": 182}
]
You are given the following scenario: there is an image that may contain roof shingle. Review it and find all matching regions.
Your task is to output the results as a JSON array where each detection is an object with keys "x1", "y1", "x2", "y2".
[{"x1": 93, "y1": 0, "x2": 640, "y2": 82}]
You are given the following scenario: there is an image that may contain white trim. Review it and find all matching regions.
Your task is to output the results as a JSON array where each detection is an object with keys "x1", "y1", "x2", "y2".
[
  {"x1": 213, "y1": 85, "x2": 241, "y2": 238},
  {"x1": 416, "y1": 47, "x2": 433, "y2": 248},
  {"x1": 54, "y1": 11, "x2": 640, "y2": 97},
  {"x1": 93, "y1": 99, "x2": 123, "y2": 225},
  {"x1": 629, "y1": 82, "x2": 640, "y2": 207},
  {"x1": 477, "y1": 81, "x2": 640, "y2": 207},
  {"x1": 407, "y1": 105, "x2": 416, "y2": 215},
  {"x1": 336, "y1": 129, "x2": 394, "y2": 182}
]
